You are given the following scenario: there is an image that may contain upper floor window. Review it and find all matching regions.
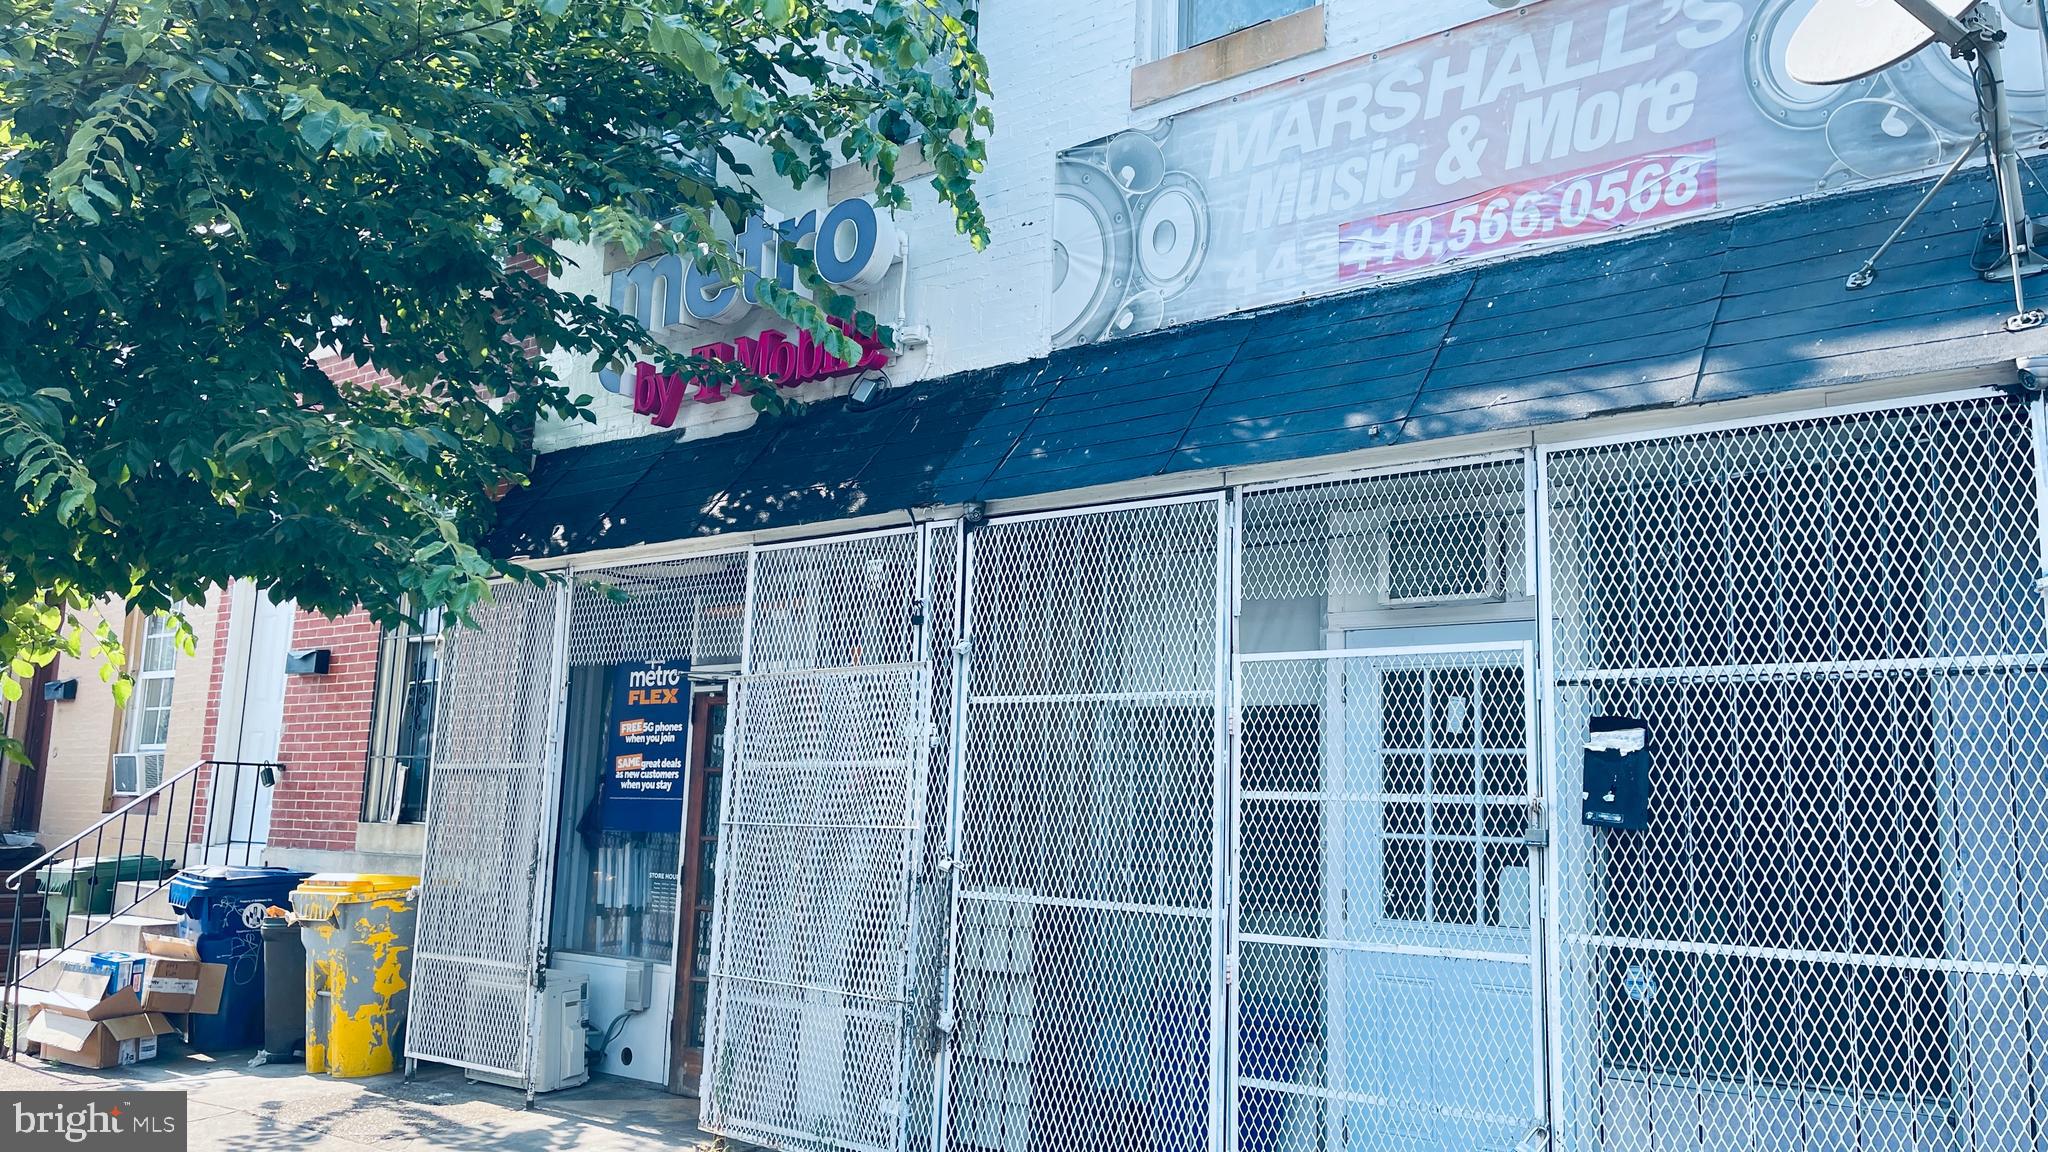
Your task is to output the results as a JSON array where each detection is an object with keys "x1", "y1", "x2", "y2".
[
  {"x1": 1179, "y1": 0, "x2": 1313, "y2": 49},
  {"x1": 363, "y1": 607, "x2": 442, "y2": 823},
  {"x1": 113, "y1": 615, "x2": 177, "y2": 796}
]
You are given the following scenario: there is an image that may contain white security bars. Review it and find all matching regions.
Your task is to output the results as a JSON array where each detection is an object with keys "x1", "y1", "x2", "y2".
[
  {"x1": 942, "y1": 496, "x2": 1231, "y2": 1152},
  {"x1": 409, "y1": 391, "x2": 2048, "y2": 1152},
  {"x1": 907, "y1": 523, "x2": 962, "y2": 1152},
  {"x1": 1235, "y1": 459, "x2": 1541, "y2": 1152},
  {"x1": 1234, "y1": 646, "x2": 1542, "y2": 1152},
  {"x1": 702, "y1": 528, "x2": 945, "y2": 1152},
  {"x1": 567, "y1": 552, "x2": 750, "y2": 670},
  {"x1": 407, "y1": 579, "x2": 572, "y2": 1085},
  {"x1": 1542, "y1": 395, "x2": 2048, "y2": 1152}
]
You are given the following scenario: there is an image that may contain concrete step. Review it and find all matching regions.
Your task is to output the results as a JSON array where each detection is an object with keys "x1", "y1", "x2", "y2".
[
  {"x1": 62, "y1": 913, "x2": 178, "y2": 956},
  {"x1": 114, "y1": 880, "x2": 176, "y2": 921}
]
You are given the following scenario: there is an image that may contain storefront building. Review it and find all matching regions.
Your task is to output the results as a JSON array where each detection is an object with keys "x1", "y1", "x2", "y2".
[{"x1": 323, "y1": 3, "x2": 2048, "y2": 1152}]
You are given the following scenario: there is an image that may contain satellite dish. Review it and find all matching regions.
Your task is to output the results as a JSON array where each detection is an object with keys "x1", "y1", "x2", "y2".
[
  {"x1": 1785, "y1": 0, "x2": 1976, "y2": 85},
  {"x1": 1785, "y1": 0, "x2": 2046, "y2": 327}
]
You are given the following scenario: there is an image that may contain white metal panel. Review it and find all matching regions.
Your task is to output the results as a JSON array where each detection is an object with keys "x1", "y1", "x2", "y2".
[
  {"x1": 407, "y1": 579, "x2": 572, "y2": 1084},
  {"x1": 1540, "y1": 394, "x2": 2048, "y2": 1152},
  {"x1": 942, "y1": 494, "x2": 1231, "y2": 1152},
  {"x1": 1235, "y1": 457, "x2": 1544, "y2": 1152},
  {"x1": 703, "y1": 528, "x2": 947, "y2": 1152}
]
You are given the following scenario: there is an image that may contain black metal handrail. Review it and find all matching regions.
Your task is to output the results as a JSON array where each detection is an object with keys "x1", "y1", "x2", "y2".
[{"x1": 1, "y1": 757, "x2": 280, "y2": 1060}]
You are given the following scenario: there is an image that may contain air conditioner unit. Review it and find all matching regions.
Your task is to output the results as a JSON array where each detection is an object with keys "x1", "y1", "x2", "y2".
[
  {"x1": 466, "y1": 970, "x2": 590, "y2": 1094},
  {"x1": 1375, "y1": 507, "x2": 1515, "y2": 607},
  {"x1": 112, "y1": 751, "x2": 165, "y2": 796}
]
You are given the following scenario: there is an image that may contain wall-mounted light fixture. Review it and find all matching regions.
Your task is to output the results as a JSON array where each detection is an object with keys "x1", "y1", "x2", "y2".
[{"x1": 849, "y1": 367, "x2": 889, "y2": 407}]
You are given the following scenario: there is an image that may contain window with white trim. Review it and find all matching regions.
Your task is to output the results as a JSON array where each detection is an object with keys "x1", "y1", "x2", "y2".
[
  {"x1": 1177, "y1": 0, "x2": 1312, "y2": 50},
  {"x1": 112, "y1": 615, "x2": 177, "y2": 796}
]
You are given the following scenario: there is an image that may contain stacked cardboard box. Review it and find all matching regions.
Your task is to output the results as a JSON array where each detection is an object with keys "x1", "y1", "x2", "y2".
[{"x1": 20, "y1": 929, "x2": 227, "y2": 1069}]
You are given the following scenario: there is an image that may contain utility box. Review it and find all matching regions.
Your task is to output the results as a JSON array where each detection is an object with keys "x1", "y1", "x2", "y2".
[{"x1": 467, "y1": 969, "x2": 590, "y2": 1094}]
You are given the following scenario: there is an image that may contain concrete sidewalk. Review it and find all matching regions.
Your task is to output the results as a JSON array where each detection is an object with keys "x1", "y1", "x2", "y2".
[{"x1": 0, "y1": 1041, "x2": 726, "y2": 1151}]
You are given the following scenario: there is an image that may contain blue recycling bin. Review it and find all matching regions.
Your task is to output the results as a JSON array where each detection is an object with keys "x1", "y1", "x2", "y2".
[{"x1": 168, "y1": 866, "x2": 312, "y2": 1051}]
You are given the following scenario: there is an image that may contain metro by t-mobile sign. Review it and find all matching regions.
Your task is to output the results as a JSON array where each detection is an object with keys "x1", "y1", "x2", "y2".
[
  {"x1": 627, "y1": 316, "x2": 890, "y2": 427},
  {"x1": 598, "y1": 196, "x2": 901, "y2": 420}
]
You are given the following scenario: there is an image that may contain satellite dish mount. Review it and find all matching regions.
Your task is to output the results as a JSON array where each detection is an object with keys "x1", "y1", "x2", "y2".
[{"x1": 1789, "y1": 0, "x2": 2047, "y2": 331}]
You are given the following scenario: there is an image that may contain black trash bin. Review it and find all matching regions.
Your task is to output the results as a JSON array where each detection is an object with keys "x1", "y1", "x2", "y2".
[{"x1": 259, "y1": 912, "x2": 306, "y2": 1064}]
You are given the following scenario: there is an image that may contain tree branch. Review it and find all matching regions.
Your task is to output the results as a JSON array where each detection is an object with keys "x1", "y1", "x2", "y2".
[{"x1": 78, "y1": 0, "x2": 122, "y2": 71}]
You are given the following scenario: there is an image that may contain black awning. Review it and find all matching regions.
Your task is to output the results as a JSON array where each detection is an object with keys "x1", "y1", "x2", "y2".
[{"x1": 493, "y1": 173, "x2": 2048, "y2": 560}]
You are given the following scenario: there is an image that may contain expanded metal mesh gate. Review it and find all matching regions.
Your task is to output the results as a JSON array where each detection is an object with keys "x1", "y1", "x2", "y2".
[
  {"x1": 408, "y1": 580, "x2": 570, "y2": 1082},
  {"x1": 1235, "y1": 459, "x2": 1542, "y2": 1152},
  {"x1": 1543, "y1": 395, "x2": 2048, "y2": 1152},
  {"x1": 413, "y1": 389, "x2": 2048, "y2": 1152},
  {"x1": 703, "y1": 527, "x2": 950, "y2": 1152},
  {"x1": 1235, "y1": 645, "x2": 1541, "y2": 1152},
  {"x1": 942, "y1": 496, "x2": 1230, "y2": 1152}
]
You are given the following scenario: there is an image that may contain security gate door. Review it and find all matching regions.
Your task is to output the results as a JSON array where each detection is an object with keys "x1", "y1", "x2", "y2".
[
  {"x1": 408, "y1": 580, "x2": 571, "y2": 1085},
  {"x1": 1234, "y1": 643, "x2": 1543, "y2": 1152},
  {"x1": 1544, "y1": 395, "x2": 2048, "y2": 1152},
  {"x1": 702, "y1": 528, "x2": 943, "y2": 1152},
  {"x1": 941, "y1": 496, "x2": 1230, "y2": 1152}
]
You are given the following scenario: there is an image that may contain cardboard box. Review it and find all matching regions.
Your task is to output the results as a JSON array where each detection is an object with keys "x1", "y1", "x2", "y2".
[
  {"x1": 87, "y1": 951, "x2": 149, "y2": 996},
  {"x1": 139, "y1": 955, "x2": 226, "y2": 1014},
  {"x1": 37, "y1": 968, "x2": 147, "y2": 1021},
  {"x1": 24, "y1": 1011, "x2": 175, "y2": 1069},
  {"x1": 136, "y1": 926, "x2": 227, "y2": 1015},
  {"x1": 138, "y1": 922, "x2": 198, "y2": 961}
]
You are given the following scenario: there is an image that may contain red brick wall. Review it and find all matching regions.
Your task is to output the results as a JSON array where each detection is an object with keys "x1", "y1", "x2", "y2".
[
  {"x1": 194, "y1": 251, "x2": 547, "y2": 854},
  {"x1": 266, "y1": 608, "x2": 381, "y2": 852}
]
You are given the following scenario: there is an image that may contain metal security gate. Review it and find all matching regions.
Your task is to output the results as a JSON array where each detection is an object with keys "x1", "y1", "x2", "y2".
[
  {"x1": 703, "y1": 526, "x2": 952, "y2": 1152},
  {"x1": 1232, "y1": 457, "x2": 1545, "y2": 1152},
  {"x1": 1233, "y1": 644, "x2": 1543, "y2": 1152},
  {"x1": 408, "y1": 579, "x2": 571, "y2": 1085},
  {"x1": 939, "y1": 495, "x2": 1230, "y2": 1152},
  {"x1": 1542, "y1": 394, "x2": 2048, "y2": 1152}
]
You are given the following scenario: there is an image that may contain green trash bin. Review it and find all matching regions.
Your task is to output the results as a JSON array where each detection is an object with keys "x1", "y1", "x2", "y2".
[{"x1": 39, "y1": 855, "x2": 175, "y2": 946}]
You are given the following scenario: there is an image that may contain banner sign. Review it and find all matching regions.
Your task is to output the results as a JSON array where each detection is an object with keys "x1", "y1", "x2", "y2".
[
  {"x1": 603, "y1": 660, "x2": 691, "y2": 833},
  {"x1": 1051, "y1": 0, "x2": 2048, "y2": 347}
]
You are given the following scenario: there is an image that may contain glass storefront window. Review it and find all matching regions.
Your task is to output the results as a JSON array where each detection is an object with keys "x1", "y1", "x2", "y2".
[{"x1": 551, "y1": 665, "x2": 680, "y2": 964}]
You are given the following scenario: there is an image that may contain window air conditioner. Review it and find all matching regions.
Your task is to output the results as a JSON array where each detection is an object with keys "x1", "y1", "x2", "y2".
[{"x1": 112, "y1": 751, "x2": 165, "y2": 796}]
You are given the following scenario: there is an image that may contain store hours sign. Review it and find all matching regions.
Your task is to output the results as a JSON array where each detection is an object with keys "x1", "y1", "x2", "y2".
[
  {"x1": 603, "y1": 660, "x2": 691, "y2": 832},
  {"x1": 1050, "y1": 0, "x2": 2048, "y2": 346}
]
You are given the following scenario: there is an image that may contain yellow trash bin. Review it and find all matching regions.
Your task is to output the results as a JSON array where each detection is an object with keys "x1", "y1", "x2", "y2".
[{"x1": 290, "y1": 874, "x2": 420, "y2": 1078}]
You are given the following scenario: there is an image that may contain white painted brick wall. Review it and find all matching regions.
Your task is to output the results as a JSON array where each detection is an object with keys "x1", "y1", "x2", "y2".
[{"x1": 535, "y1": 1, "x2": 1501, "y2": 452}]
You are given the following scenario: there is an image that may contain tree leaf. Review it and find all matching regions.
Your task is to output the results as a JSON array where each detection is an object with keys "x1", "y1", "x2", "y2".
[{"x1": 0, "y1": 0, "x2": 993, "y2": 687}]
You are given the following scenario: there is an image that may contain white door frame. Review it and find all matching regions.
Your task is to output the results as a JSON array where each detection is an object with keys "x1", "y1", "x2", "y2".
[{"x1": 205, "y1": 580, "x2": 293, "y2": 863}]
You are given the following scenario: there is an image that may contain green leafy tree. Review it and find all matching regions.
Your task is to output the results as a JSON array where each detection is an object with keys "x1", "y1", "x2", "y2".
[{"x1": 0, "y1": 0, "x2": 993, "y2": 727}]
